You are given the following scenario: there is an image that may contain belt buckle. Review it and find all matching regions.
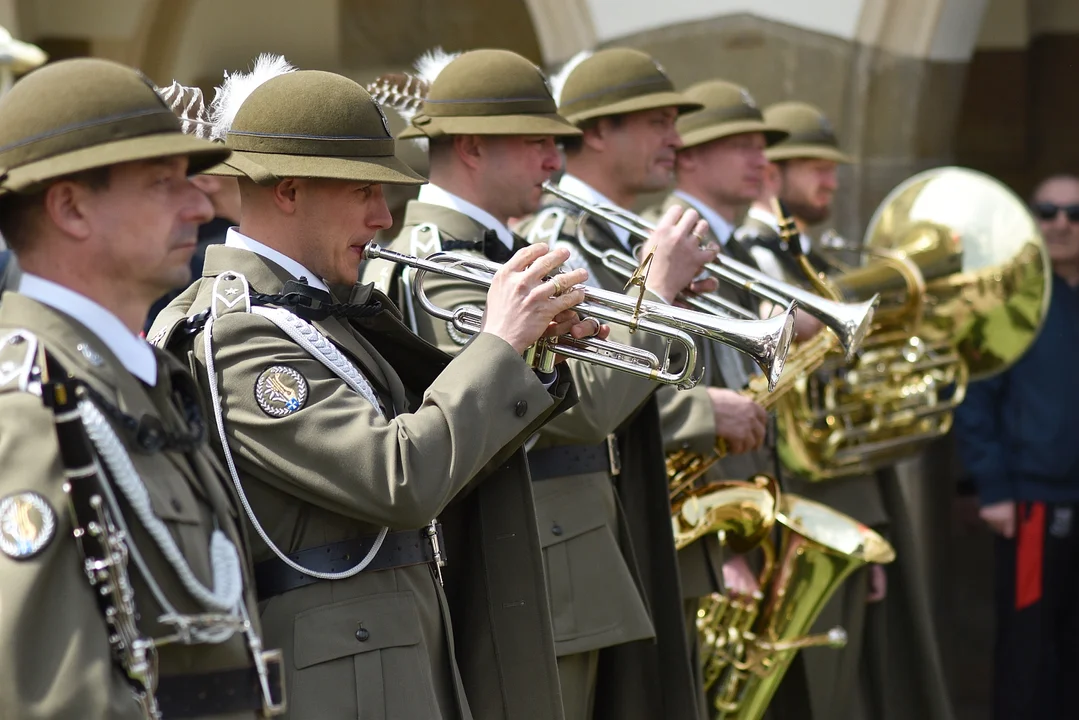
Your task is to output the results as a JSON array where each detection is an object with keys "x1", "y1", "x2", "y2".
[
  {"x1": 257, "y1": 648, "x2": 287, "y2": 717},
  {"x1": 606, "y1": 434, "x2": 621, "y2": 477}
]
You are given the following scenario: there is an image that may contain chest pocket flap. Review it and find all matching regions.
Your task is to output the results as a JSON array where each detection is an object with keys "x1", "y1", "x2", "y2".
[{"x1": 293, "y1": 591, "x2": 422, "y2": 669}]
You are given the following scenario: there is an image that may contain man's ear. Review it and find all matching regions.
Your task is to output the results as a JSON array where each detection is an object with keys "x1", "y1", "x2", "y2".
[
  {"x1": 43, "y1": 181, "x2": 93, "y2": 241},
  {"x1": 453, "y1": 134, "x2": 484, "y2": 171},
  {"x1": 270, "y1": 178, "x2": 301, "y2": 214}
]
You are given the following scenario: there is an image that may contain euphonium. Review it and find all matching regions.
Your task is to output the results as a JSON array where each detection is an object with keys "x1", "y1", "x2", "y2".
[
  {"x1": 700, "y1": 494, "x2": 896, "y2": 720},
  {"x1": 775, "y1": 167, "x2": 1053, "y2": 480},
  {"x1": 364, "y1": 243, "x2": 797, "y2": 391}
]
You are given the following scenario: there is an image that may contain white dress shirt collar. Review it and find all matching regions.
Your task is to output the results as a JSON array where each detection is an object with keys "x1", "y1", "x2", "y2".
[
  {"x1": 417, "y1": 184, "x2": 515, "y2": 250},
  {"x1": 557, "y1": 174, "x2": 633, "y2": 251},
  {"x1": 224, "y1": 228, "x2": 330, "y2": 292},
  {"x1": 672, "y1": 190, "x2": 734, "y2": 245},
  {"x1": 747, "y1": 204, "x2": 811, "y2": 254},
  {"x1": 18, "y1": 273, "x2": 158, "y2": 386}
]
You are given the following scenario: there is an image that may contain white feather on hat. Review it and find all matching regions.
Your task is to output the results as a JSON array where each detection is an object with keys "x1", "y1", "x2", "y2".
[
  {"x1": 209, "y1": 53, "x2": 296, "y2": 141},
  {"x1": 549, "y1": 50, "x2": 592, "y2": 107}
]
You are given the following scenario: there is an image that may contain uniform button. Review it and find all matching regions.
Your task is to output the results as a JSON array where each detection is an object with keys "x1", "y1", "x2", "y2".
[
  {"x1": 355, "y1": 628, "x2": 370, "y2": 642},
  {"x1": 551, "y1": 524, "x2": 563, "y2": 536},
  {"x1": 515, "y1": 400, "x2": 528, "y2": 417},
  {"x1": 170, "y1": 498, "x2": 183, "y2": 513}
]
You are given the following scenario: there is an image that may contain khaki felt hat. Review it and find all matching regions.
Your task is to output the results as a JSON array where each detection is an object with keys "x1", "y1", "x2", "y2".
[
  {"x1": 208, "y1": 70, "x2": 424, "y2": 186},
  {"x1": 0, "y1": 58, "x2": 229, "y2": 196},
  {"x1": 399, "y1": 49, "x2": 580, "y2": 140},
  {"x1": 763, "y1": 101, "x2": 854, "y2": 164},
  {"x1": 556, "y1": 48, "x2": 702, "y2": 125},
  {"x1": 677, "y1": 80, "x2": 788, "y2": 150}
]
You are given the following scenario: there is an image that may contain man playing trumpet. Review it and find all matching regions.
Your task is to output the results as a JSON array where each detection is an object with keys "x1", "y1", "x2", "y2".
[
  {"x1": 363, "y1": 47, "x2": 715, "y2": 720},
  {"x1": 150, "y1": 56, "x2": 596, "y2": 720}
]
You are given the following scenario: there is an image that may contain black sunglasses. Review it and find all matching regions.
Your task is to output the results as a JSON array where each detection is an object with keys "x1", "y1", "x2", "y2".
[{"x1": 1032, "y1": 202, "x2": 1079, "y2": 223}]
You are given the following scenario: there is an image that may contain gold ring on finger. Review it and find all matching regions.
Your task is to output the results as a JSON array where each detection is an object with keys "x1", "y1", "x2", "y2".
[{"x1": 551, "y1": 277, "x2": 563, "y2": 296}]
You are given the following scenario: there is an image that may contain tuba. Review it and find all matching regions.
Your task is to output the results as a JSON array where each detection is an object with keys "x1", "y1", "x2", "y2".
[
  {"x1": 699, "y1": 494, "x2": 896, "y2": 719},
  {"x1": 775, "y1": 166, "x2": 1052, "y2": 480}
]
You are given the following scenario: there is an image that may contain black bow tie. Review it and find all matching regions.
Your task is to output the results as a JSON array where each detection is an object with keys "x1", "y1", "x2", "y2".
[
  {"x1": 250, "y1": 278, "x2": 382, "y2": 321},
  {"x1": 483, "y1": 229, "x2": 518, "y2": 264}
]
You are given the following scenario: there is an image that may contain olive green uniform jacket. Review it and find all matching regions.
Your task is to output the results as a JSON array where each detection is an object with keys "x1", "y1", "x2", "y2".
[
  {"x1": 363, "y1": 201, "x2": 661, "y2": 666},
  {"x1": 734, "y1": 217, "x2": 953, "y2": 720},
  {"x1": 150, "y1": 245, "x2": 573, "y2": 720},
  {"x1": 516, "y1": 197, "x2": 702, "y2": 720},
  {"x1": 0, "y1": 292, "x2": 266, "y2": 720}
]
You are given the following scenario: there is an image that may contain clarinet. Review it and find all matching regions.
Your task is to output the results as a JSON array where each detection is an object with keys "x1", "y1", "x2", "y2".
[{"x1": 41, "y1": 376, "x2": 162, "y2": 720}]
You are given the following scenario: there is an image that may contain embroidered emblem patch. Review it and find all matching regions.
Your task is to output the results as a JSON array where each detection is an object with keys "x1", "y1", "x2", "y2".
[
  {"x1": 0, "y1": 492, "x2": 57, "y2": 560},
  {"x1": 254, "y1": 365, "x2": 309, "y2": 417},
  {"x1": 446, "y1": 305, "x2": 483, "y2": 346}
]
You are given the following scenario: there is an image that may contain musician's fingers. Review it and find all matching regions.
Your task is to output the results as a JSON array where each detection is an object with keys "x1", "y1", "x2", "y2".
[
  {"x1": 673, "y1": 207, "x2": 701, "y2": 238},
  {"x1": 502, "y1": 242, "x2": 548, "y2": 272},
  {"x1": 547, "y1": 287, "x2": 587, "y2": 315},
  {"x1": 569, "y1": 317, "x2": 603, "y2": 339},
  {"x1": 653, "y1": 204, "x2": 684, "y2": 232},
  {"x1": 688, "y1": 278, "x2": 719, "y2": 295},
  {"x1": 535, "y1": 267, "x2": 588, "y2": 299},
  {"x1": 524, "y1": 246, "x2": 572, "y2": 281}
]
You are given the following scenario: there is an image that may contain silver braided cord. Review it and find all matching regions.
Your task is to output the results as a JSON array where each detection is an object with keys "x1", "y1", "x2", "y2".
[{"x1": 202, "y1": 272, "x2": 389, "y2": 582}]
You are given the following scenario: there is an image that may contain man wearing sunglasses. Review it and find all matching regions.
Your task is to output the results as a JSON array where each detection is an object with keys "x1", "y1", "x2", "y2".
[{"x1": 954, "y1": 173, "x2": 1079, "y2": 720}]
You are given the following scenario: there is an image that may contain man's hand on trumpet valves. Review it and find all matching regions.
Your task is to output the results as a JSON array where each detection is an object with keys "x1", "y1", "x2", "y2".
[
  {"x1": 640, "y1": 204, "x2": 720, "y2": 304},
  {"x1": 481, "y1": 243, "x2": 591, "y2": 355}
]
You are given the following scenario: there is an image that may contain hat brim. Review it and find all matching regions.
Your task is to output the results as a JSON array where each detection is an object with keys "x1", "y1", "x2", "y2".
[
  {"x1": 679, "y1": 120, "x2": 789, "y2": 150},
  {"x1": 0, "y1": 131, "x2": 231, "y2": 195},
  {"x1": 398, "y1": 112, "x2": 582, "y2": 139},
  {"x1": 204, "y1": 149, "x2": 426, "y2": 186},
  {"x1": 565, "y1": 91, "x2": 704, "y2": 126},
  {"x1": 765, "y1": 144, "x2": 854, "y2": 164}
]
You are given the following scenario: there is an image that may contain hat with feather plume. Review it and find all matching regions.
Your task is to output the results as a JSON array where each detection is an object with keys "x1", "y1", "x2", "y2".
[
  {"x1": 0, "y1": 58, "x2": 229, "y2": 196},
  {"x1": 370, "y1": 48, "x2": 579, "y2": 140},
  {"x1": 197, "y1": 54, "x2": 423, "y2": 186}
]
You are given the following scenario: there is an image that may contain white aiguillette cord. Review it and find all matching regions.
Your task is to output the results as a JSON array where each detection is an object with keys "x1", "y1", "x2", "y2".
[{"x1": 202, "y1": 272, "x2": 388, "y2": 581}]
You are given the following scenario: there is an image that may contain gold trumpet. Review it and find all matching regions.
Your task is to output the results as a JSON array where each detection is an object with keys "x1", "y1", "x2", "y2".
[
  {"x1": 540, "y1": 180, "x2": 879, "y2": 359},
  {"x1": 700, "y1": 494, "x2": 896, "y2": 720},
  {"x1": 363, "y1": 244, "x2": 796, "y2": 390}
]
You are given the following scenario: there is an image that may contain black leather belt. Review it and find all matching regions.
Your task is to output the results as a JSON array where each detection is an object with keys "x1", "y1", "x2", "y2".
[
  {"x1": 254, "y1": 525, "x2": 446, "y2": 601},
  {"x1": 156, "y1": 657, "x2": 285, "y2": 718},
  {"x1": 528, "y1": 434, "x2": 621, "y2": 481}
]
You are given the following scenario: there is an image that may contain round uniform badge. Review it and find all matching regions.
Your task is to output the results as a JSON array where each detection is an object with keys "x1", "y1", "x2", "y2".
[
  {"x1": 254, "y1": 365, "x2": 309, "y2": 417},
  {"x1": 0, "y1": 492, "x2": 57, "y2": 560}
]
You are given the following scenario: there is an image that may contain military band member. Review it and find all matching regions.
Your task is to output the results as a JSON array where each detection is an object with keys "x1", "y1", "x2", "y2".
[
  {"x1": 515, "y1": 47, "x2": 721, "y2": 720},
  {"x1": 735, "y1": 102, "x2": 953, "y2": 720},
  {"x1": 150, "y1": 59, "x2": 591, "y2": 720},
  {"x1": 0, "y1": 59, "x2": 283, "y2": 719},
  {"x1": 363, "y1": 48, "x2": 713, "y2": 720},
  {"x1": 644, "y1": 79, "x2": 793, "y2": 714}
]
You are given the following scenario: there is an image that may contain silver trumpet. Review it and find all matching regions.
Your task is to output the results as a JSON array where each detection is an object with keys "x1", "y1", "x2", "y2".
[
  {"x1": 364, "y1": 244, "x2": 796, "y2": 391},
  {"x1": 540, "y1": 181, "x2": 878, "y2": 360}
]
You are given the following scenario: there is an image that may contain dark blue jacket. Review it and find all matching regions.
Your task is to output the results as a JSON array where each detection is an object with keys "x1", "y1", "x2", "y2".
[{"x1": 954, "y1": 274, "x2": 1079, "y2": 505}]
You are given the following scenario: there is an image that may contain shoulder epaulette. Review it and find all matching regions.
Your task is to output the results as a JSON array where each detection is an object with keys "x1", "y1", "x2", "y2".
[
  {"x1": 0, "y1": 329, "x2": 42, "y2": 395},
  {"x1": 523, "y1": 206, "x2": 570, "y2": 247}
]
